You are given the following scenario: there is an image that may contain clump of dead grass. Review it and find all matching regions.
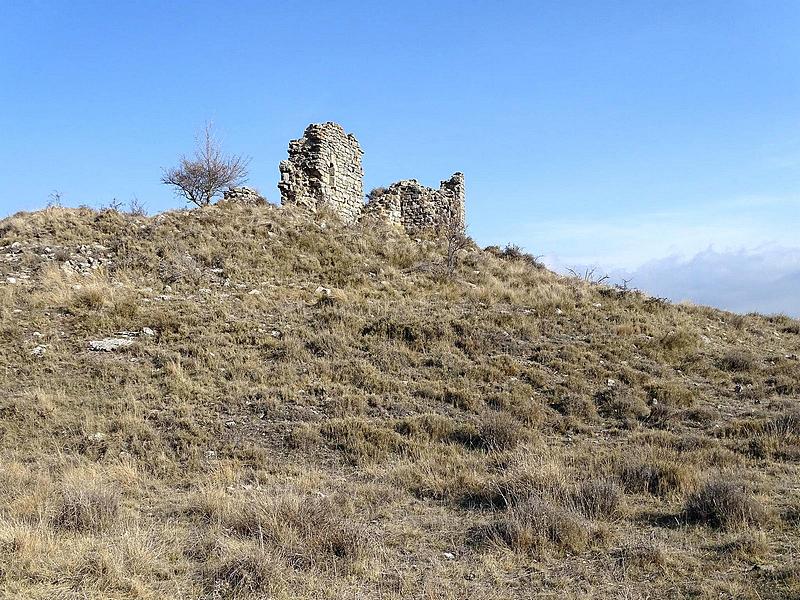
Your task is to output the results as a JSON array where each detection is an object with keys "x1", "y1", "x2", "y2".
[
  {"x1": 202, "y1": 542, "x2": 286, "y2": 596},
  {"x1": 469, "y1": 497, "x2": 588, "y2": 556},
  {"x1": 51, "y1": 479, "x2": 121, "y2": 534},
  {"x1": 684, "y1": 478, "x2": 766, "y2": 529},
  {"x1": 617, "y1": 455, "x2": 697, "y2": 497},
  {"x1": 719, "y1": 350, "x2": 757, "y2": 373},
  {"x1": 475, "y1": 411, "x2": 530, "y2": 452},
  {"x1": 187, "y1": 490, "x2": 368, "y2": 571},
  {"x1": 572, "y1": 478, "x2": 625, "y2": 520}
]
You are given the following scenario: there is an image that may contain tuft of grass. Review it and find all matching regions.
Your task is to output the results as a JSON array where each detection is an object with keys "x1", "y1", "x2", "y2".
[
  {"x1": 469, "y1": 498, "x2": 588, "y2": 556},
  {"x1": 595, "y1": 385, "x2": 650, "y2": 423},
  {"x1": 51, "y1": 480, "x2": 121, "y2": 534},
  {"x1": 318, "y1": 418, "x2": 407, "y2": 464},
  {"x1": 719, "y1": 350, "x2": 757, "y2": 373},
  {"x1": 717, "y1": 530, "x2": 770, "y2": 562},
  {"x1": 652, "y1": 329, "x2": 698, "y2": 360},
  {"x1": 187, "y1": 491, "x2": 367, "y2": 571},
  {"x1": 617, "y1": 456, "x2": 697, "y2": 498},
  {"x1": 475, "y1": 411, "x2": 529, "y2": 452},
  {"x1": 203, "y1": 545, "x2": 286, "y2": 596},
  {"x1": 614, "y1": 539, "x2": 670, "y2": 573},
  {"x1": 684, "y1": 478, "x2": 767, "y2": 529},
  {"x1": 572, "y1": 478, "x2": 625, "y2": 520}
]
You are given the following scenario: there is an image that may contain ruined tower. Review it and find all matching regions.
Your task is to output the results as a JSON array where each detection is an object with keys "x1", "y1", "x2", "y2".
[{"x1": 278, "y1": 122, "x2": 364, "y2": 223}]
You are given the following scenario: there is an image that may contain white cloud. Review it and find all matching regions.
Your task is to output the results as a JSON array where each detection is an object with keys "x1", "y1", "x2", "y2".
[
  {"x1": 613, "y1": 246, "x2": 800, "y2": 316},
  {"x1": 516, "y1": 196, "x2": 800, "y2": 316}
]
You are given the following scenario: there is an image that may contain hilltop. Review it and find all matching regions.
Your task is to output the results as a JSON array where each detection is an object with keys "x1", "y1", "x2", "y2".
[{"x1": 0, "y1": 202, "x2": 799, "y2": 599}]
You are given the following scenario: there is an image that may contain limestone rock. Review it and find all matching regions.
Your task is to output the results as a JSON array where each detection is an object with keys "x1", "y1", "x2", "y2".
[{"x1": 89, "y1": 338, "x2": 134, "y2": 352}]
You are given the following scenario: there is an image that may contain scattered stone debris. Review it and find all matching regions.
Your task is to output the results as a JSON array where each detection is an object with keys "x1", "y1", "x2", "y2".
[
  {"x1": 31, "y1": 345, "x2": 47, "y2": 357},
  {"x1": 221, "y1": 186, "x2": 267, "y2": 205}
]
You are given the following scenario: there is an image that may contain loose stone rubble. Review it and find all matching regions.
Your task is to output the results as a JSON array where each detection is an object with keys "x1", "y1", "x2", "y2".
[{"x1": 220, "y1": 187, "x2": 266, "y2": 206}]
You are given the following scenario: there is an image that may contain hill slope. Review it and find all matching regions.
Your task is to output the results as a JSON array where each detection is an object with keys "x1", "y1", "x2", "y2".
[{"x1": 0, "y1": 203, "x2": 799, "y2": 599}]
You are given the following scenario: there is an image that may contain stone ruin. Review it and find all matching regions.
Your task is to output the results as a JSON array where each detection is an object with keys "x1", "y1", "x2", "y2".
[
  {"x1": 278, "y1": 123, "x2": 364, "y2": 224},
  {"x1": 277, "y1": 122, "x2": 465, "y2": 232},
  {"x1": 361, "y1": 173, "x2": 465, "y2": 231},
  {"x1": 221, "y1": 186, "x2": 266, "y2": 206}
]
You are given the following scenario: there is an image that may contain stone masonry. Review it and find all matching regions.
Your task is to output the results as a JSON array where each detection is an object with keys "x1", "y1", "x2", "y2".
[
  {"x1": 278, "y1": 122, "x2": 465, "y2": 232},
  {"x1": 278, "y1": 122, "x2": 364, "y2": 223},
  {"x1": 361, "y1": 173, "x2": 465, "y2": 233}
]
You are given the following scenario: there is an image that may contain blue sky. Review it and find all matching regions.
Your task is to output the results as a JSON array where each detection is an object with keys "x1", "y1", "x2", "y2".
[{"x1": 1, "y1": 1, "x2": 799, "y2": 315}]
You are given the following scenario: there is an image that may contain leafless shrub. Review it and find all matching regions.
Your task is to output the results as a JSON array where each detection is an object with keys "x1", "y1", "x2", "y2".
[
  {"x1": 128, "y1": 196, "x2": 147, "y2": 216},
  {"x1": 365, "y1": 187, "x2": 387, "y2": 202},
  {"x1": 47, "y1": 190, "x2": 63, "y2": 208},
  {"x1": 497, "y1": 244, "x2": 545, "y2": 269},
  {"x1": 161, "y1": 123, "x2": 250, "y2": 207},
  {"x1": 443, "y1": 200, "x2": 469, "y2": 278},
  {"x1": 567, "y1": 266, "x2": 609, "y2": 285},
  {"x1": 101, "y1": 198, "x2": 124, "y2": 212}
]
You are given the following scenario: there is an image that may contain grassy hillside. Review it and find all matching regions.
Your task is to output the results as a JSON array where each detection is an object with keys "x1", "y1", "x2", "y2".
[{"x1": 0, "y1": 202, "x2": 799, "y2": 599}]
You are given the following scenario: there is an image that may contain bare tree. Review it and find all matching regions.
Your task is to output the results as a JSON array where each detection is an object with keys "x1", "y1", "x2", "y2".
[{"x1": 161, "y1": 123, "x2": 250, "y2": 207}]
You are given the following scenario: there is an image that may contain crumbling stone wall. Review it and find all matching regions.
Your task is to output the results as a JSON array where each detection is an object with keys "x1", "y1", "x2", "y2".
[
  {"x1": 362, "y1": 172, "x2": 465, "y2": 233},
  {"x1": 278, "y1": 122, "x2": 364, "y2": 223}
]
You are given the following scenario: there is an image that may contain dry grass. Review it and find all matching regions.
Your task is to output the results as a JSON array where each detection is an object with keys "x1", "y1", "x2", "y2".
[
  {"x1": 51, "y1": 480, "x2": 121, "y2": 534},
  {"x1": 684, "y1": 478, "x2": 767, "y2": 529},
  {"x1": 0, "y1": 202, "x2": 798, "y2": 598},
  {"x1": 469, "y1": 498, "x2": 589, "y2": 556}
]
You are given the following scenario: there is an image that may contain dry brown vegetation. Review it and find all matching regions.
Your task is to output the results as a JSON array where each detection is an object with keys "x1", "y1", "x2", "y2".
[{"x1": 0, "y1": 202, "x2": 799, "y2": 598}]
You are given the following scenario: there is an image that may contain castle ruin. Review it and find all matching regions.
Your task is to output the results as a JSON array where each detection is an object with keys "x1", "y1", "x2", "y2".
[
  {"x1": 278, "y1": 123, "x2": 364, "y2": 224},
  {"x1": 277, "y1": 122, "x2": 465, "y2": 232}
]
